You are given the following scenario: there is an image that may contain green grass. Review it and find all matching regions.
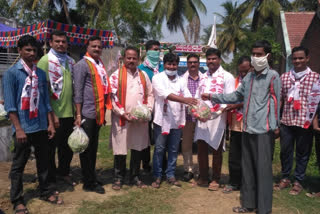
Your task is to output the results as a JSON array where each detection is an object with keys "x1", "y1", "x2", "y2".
[{"x1": 78, "y1": 127, "x2": 320, "y2": 214}]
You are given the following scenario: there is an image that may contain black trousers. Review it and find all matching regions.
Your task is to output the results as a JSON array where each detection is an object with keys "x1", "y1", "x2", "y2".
[
  {"x1": 48, "y1": 117, "x2": 74, "y2": 183},
  {"x1": 114, "y1": 149, "x2": 143, "y2": 182},
  {"x1": 228, "y1": 131, "x2": 242, "y2": 187},
  {"x1": 10, "y1": 131, "x2": 51, "y2": 207},
  {"x1": 80, "y1": 117, "x2": 101, "y2": 185},
  {"x1": 241, "y1": 131, "x2": 274, "y2": 214},
  {"x1": 280, "y1": 125, "x2": 313, "y2": 181}
]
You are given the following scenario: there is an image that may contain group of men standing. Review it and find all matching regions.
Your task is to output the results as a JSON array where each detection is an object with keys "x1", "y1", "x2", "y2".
[{"x1": 2, "y1": 31, "x2": 320, "y2": 214}]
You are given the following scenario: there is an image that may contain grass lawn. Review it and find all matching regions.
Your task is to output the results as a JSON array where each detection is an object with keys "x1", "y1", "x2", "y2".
[{"x1": 78, "y1": 126, "x2": 320, "y2": 214}]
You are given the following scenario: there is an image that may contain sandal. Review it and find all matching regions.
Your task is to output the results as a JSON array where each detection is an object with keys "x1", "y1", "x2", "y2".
[
  {"x1": 112, "y1": 180, "x2": 122, "y2": 191},
  {"x1": 151, "y1": 178, "x2": 161, "y2": 189},
  {"x1": 14, "y1": 204, "x2": 29, "y2": 214},
  {"x1": 208, "y1": 181, "x2": 219, "y2": 191},
  {"x1": 233, "y1": 206, "x2": 256, "y2": 213},
  {"x1": 41, "y1": 194, "x2": 64, "y2": 205},
  {"x1": 196, "y1": 179, "x2": 209, "y2": 187},
  {"x1": 131, "y1": 179, "x2": 147, "y2": 188},
  {"x1": 306, "y1": 192, "x2": 320, "y2": 198},
  {"x1": 167, "y1": 177, "x2": 182, "y2": 187},
  {"x1": 289, "y1": 181, "x2": 303, "y2": 196},
  {"x1": 222, "y1": 185, "x2": 239, "y2": 194},
  {"x1": 273, "y1": 178, "x2": 291, "y2": 191}
]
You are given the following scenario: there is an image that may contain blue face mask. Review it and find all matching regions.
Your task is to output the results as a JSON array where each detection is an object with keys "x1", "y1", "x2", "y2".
[{"x1": 146, "y1": 50, "x2": 160, "y2": 68}]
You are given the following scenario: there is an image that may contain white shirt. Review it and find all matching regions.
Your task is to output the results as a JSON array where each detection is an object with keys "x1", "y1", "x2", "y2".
[
  {"x1": 194, "y1": 66, "x2": 235, "y2": 150},
  {"x1": 152, "y1": 72, "x2": 191, "y2": 128}
]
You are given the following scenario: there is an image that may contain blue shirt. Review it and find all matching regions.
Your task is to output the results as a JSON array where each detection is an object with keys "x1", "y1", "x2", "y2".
[
  {"x1": 2, "y1": 61, "x2": 52, "y2": 134},
  {"x1": 138, "y1": 63, "x2": 164, "y2": 81}
]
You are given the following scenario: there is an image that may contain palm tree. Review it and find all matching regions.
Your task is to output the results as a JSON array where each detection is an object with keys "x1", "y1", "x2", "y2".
[
  {"x1": 215, "y1": 1, "x2": 250, "y2": 55},
  {"x1": 11, "y1": 0, "x2": 72, "y2": 24},
  {"x1": 292, "y1": 0, "x2": 319, "y2": 11},
  {"x1": 147, "y1": 0, "x2": 207, "y2": 43},
  {"x1": 240, "y1": 0, "x2": 291, "y2": 31}
]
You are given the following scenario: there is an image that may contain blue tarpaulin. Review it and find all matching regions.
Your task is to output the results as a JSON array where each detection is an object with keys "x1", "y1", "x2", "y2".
[{"x1": 0, "y1": 23, "x2": 16, "y2": 32}]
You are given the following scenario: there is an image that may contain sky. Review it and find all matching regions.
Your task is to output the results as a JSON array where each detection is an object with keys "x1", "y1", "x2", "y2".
[{"x1": 161, "y1": 0, "x2": 245, "y2": 43}]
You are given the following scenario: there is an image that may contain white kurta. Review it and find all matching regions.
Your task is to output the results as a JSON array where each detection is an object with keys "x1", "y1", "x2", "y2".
[
  {"x1": 110, "y1": 69, "x2": 154, "y2": 155},
  {"x1": 194, "y1": 66, "x2": 235, "y2": 150}
]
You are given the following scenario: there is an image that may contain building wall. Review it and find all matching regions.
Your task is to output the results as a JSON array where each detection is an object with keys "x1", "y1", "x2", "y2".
[{"x1": 301, "y1": 15, "x2": 320, "y2": 73}]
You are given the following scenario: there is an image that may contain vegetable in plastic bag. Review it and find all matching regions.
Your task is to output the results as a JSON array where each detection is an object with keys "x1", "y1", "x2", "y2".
[
  {"x1": 0, "y1": 104, "x2": 7, "y2": 121},
  {"x1": 68, "y1": 126, "x2": 89, "y2": 153},
  {"x1": 188, "y1": 100, "x2": 211, "y2": 120},
  {"x1": 130, "y1": 102, "x2": 151, "y2": 122}
]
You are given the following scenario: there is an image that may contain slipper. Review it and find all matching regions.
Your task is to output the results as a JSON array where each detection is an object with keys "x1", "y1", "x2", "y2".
[
  {"x1": 151, "y1": 178, "x2": 161, "y2": 189},
  {"x1": 131, "y1": 179, "x2": 147, "y2": 188},
  {"x1": 273, "y1": 178, "x2": 291, "y2": 191},
  {"x1": 208, "y1": 181, "x2": 219, "y2": 191},
  {"x1": 289, "y1": 181, "x2": 303, "y2": 196},
  {"x1": 112, "y1": 180, "x2": 122, "y2": 191},
  {"x1": 196, "y1": 179, "x2": 209, "y2": 187},
  {"x1": 167, "y1": 177, "x2": 182, "y2": 187},
  {"x1": 233, "y1": 206, "x2": 256, "y2": 213},
  {"x1": 222, "y1": 185, "x2": 239, "y2": 194},
  {"x1": 306, "y1": 192, "x2": 320, "y2": 198},
  {"x1": 41, "y1": 194, "x2": 64, "y2": 205}
]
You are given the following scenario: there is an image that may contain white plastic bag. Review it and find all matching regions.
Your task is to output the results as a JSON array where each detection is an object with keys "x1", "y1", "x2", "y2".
[
  {"x1": 0, "y1": 104, "x2": 7, "y2": 122},
  {"x1": 68, "y1": 126, "x2": 89, "y2": 154},
  {"x1": 130, "y1": 102, "x2": 151, "y2": 122}
]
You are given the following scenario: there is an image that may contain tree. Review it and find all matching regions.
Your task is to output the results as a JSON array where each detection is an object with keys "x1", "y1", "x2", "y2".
[
  {"x1": 147, "y1": 0, "x2": 207, "y2": 43},
  {"x1": 292, "y1": 0, "x2": 319, "y2": 11},
  {"x1": 77, "y1": 0, "x2": 161, "y2": 44},
  {"x1": 215, "y1": 1, "x2": 250, "y2": 55},
  {"x1": 240, "y1": 0, "x2": 291, "y2": 31},
  {"x1": 10, "y1": 0, "x2": 72, "y2": 24}
]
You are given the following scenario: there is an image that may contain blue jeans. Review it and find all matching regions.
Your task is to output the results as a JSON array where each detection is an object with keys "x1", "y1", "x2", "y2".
[
  {"x1": 153, "y1": 123, "x2": 182, "y2": 179},
  {"x1": 280, "y1": 124, "x2": 313, "y2": 181}
]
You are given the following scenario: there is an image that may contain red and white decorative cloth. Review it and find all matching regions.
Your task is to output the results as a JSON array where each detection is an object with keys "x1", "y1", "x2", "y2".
[
  {"x1": 281, "y1": 67, "x2": 319, "y2": 128},
  {"x1": 143, "y1": 58, "x2": 160, "y2": 75},
  {"x1": 20, "y1": 59, "x2": 39, "y2": 119},
  {"x1": 48, "y1": 50, "x2": 75, "y2": 99}
]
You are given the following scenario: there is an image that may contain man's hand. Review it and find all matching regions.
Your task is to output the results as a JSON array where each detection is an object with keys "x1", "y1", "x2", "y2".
[
  {"x1": 224, "y1": 104, "x2": 242, "y2": 112},
  {"x1": 16, "y1": 128, "x2": 27, "y2": 143},
  {"x1": 74, "y1": 115, "x2": 82, "y2": 127},
  {"x1": 122, "y1": 112, "x2": 132, "y2": 122},
  {"x1": 48, "y1": 124, "x2": 56, "y2": 139},
  {"x1": 53, "y1": 113, "x2": 60, "y2": 129},
  {"x1": 201, "y1": 93, "x2": 210, "y2": 101},
  {"x1": 183, "y1": 97, "x2": 198, "y2": 106},
  {"x1": 274, "y1": 128, "x2": 280, "y2": 139}
]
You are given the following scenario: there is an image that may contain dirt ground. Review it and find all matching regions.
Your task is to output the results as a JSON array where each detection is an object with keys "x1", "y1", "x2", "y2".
[{"x1": 0, "y1": 155, "x2": 240, "y2": 214}]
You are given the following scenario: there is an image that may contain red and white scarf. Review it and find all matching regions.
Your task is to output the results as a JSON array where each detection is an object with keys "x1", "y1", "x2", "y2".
[
  {"x1": 304, "y1": 78, "x2": 320, "y2": 129},
  {"x1": 230, "y1": 76, "x2": 243, "y2": 121},
  {"x1": 20, "y1": 59, "x2": 39, "y2": 119},
  {"x1": 84, "y1": 55, "x2": 109, "y2": 94},
  {"x1": 48, "y1": 50, "x2": 75, "y2": 99},
  {"x1": 199, "y1": 66, "x2": 225, "y2": 112},
  {"x1": 287, "y1": 67, "x2": 310, "y2": 110}
]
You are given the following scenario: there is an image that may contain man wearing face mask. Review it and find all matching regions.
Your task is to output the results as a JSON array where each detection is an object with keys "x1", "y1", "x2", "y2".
[
  {"x1": 151, "y1": 53, "x2": 198, "y2": 188},
  {"x1": 138, "y1": 40, "x2": 164, "y2": 173},
  {"x1": 202, "y1": 40, "x2": 281, "y2": 214},
  {"x1": 195, "y1": 48, "x2": 235, "y2": 191},
  {"x1": 37, "y1": 30, "x2": 76, "y2": 188},
  {"x1": 274, "y1": 46, "x2": 319, "y2": 196}
]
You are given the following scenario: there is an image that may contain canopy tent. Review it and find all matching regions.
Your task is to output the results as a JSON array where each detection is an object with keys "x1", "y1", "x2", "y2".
[
  {"x1": 0, "y1": 23, "x2": 16, "y2": 32},
  {"x1": 0, "y1": 20, "x2": 114, "y2": 48}
]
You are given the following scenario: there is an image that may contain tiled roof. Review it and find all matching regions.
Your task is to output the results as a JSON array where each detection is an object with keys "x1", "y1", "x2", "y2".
[{"x1": 284, "y1": 12, "x2": 315, "y2": 49}]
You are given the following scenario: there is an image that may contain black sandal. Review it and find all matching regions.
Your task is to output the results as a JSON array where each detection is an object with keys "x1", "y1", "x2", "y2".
[
  {"x1": 112, "y1": 180, "x2": 122, "y2": 190},
  {"x1": 233, "y1": 206, "x2": 256, "y2": 213},
  {"x1": 15, "y1": 208, "x2": 29, "y2": 214},
  {"x1": 151, "y1": 178, "x2": 161, "y2": 189}
]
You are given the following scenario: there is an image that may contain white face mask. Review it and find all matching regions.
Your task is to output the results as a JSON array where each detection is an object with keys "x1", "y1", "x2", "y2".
[
  {"x1": 251, "y1": 53, "x2": 269, "y2": 71},
  {"x1": 165, "y1": 69, "x2": 177, "y2": 76}
]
